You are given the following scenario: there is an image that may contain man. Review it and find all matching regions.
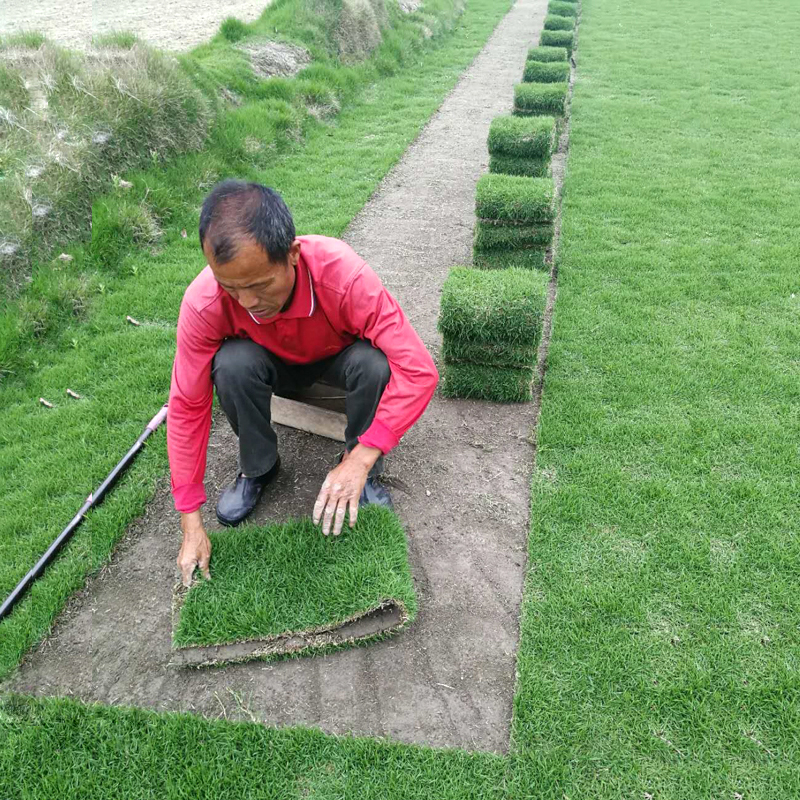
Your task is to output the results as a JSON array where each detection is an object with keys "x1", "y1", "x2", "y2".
[{"x1": 168, "y1": 180, "x2": 438, "y2": 586}]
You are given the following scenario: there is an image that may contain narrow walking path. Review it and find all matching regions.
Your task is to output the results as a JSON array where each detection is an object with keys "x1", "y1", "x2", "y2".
[{"x1": 6, "y1": 0, "x2": 550, "y2": 753}]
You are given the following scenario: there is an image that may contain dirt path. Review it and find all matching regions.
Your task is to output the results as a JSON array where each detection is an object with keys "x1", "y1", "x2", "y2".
[
  {"x1": 5, "y1": 0, "x2": 552, "y2": 753},
  {"x1": 0, "y1": 0, "x2": 272, "y2": 51}
]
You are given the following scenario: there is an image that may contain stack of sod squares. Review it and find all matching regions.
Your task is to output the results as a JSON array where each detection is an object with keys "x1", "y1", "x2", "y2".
[
  {"x1": 488, "y1": 114, "x2": 556, "y2": 177},
  {"x1": 438, "y1": 267, "x2": 548, "y2": 402},
  {"x1": 473, "y1": 172, "x2": 555, "y2": 270}
]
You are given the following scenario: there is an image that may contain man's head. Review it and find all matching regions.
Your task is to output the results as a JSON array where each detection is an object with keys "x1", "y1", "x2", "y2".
[{"x1": 199, "y1": 180, "x2": 300, "y2": 319}]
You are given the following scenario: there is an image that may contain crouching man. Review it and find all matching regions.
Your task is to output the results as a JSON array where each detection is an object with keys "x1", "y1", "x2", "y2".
[{"x1": 168, "y1": 180, "x2": 438, "y2": 586}]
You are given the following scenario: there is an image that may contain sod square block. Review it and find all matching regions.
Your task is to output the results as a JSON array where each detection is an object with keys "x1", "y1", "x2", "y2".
[
  {"x1": 489, "y1": 154, "x2": 550, "y2": 178},
  {"x1": 474, "y1": 220, "x2": 553, "y2": 251},
  {"x1": 513, "y1": 81, "x2": 568, "y2": 116},
  {"x1": 522, "y1": 59, "x2": 570, "y2": 84},
  {"x1": 540, "y1": 29, "x2": 574, "y2": 54},
  {"x1": 548, "y1": 1, "x2": 578, "y2": 17},
  {"x1": 526, "y1": 45, "x2": 568, "y2": 62},
  {"x1": 543, "y1": 14, "x2": 575, "y2": 31},
  {"x1": 441, "y1": 337, "x2": 538, "y2": 369},
  {"x1": 440, "y1": 362, "x2": 535, "y2": 403},
  {"x1": 475, "y1": 172, "x2": 555, "y2": 224},
  {"x1": 437, "y1": 266, "x2": 548, "y2": 347},
  {"x1": 488, "y1": 114, "x2": 556, "y2": 159},
  {"x1": 472, "y1": 246, "x2": 547, "y2": 271},
  {"x1": 171, "y1": 507, "x2": 417, "y2": 666}
]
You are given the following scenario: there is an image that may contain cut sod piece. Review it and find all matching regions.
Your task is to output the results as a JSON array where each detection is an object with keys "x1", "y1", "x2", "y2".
[
  {"x1": 527, "y1": 45, "x2": 568, "y2": 62},
  {"x1": 514, "y1": 81, "x2": 568, "y2": 117},
  {"x1": 440, "y1": 362, "x2": 535, "y2": 403},
  {"x1": 489, "y1": 154, "x2": 550, "y2": 177},
  {"x1": 472, "y1": 248, "x2": 547, "y2": 270},
  {"x1": 474, "y1": 220, "x2": 553, "y2": 251},
  {"x1": 441, "y1": 337, "x2": 538, "y2": 369},
  {"x1": 522, "y1": 59, "x2": 570, "y2": 84},
  {"x1": 547, "y1": 1, "x2": 578, "y2": 17},
  {"x1": 171, "y1": 506, "x2": 416, "y2": 667},
  {"x1": 488, "y1": 114, "x2": 556, "y2": 159},
  {"x1": 438, "y1": 266, "x2": 548, "y2": 346},
  {"x1": 543, "y1": 14, "x2": 575, "y2": 31},
  {"x1": 475, "y1": 173, "x2": 555, "y2": 224},
  {"x1": 540, "y1": 29, "x2": 574, "y2": 55}
]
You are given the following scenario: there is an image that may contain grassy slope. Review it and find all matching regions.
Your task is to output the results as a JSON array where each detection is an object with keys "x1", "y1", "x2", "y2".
[
  {"x1": 0, "y1": 0, "x2": 511, "y2": 679},
  {"x1": 511, "y1": 0, "x2": 800, "y2": 797}
]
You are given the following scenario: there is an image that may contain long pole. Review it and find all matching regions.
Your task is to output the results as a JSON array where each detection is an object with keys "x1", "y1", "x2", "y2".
[{"x1": 0, "y1": 403, "x2": 168, "y2": 623}]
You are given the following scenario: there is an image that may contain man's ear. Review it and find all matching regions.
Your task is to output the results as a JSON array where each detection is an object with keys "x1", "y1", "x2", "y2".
[{"x1": 288, "y1": 239, "x2": 301, "y2": 267}]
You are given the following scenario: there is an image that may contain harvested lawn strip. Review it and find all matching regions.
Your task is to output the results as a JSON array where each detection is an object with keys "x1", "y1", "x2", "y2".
[
  {"x1": 472, "y1": 248, "x2": 546, "y2": 270},
  {"x1": 547, "y1": 1, "x2": 579, "y2": 17},
  {"x1": 543, "y1": 15, "x2": 576, "y2": 32},
  {"x1": 475, "y1": 173, "x2": 555, "y2": 223},
  {"x1": 489, "y1": 154, "x2": 549, "y2": 177},
  {"x1": 171, "y1": 506, "x2": 416, "y2": 663},
  {"x1": 474, "y1": 220, "x2": 553, "y2": 250},
  {"x1": 522, "y1": 59, "x2": 570, "y2": 83},
  {"x1": 488, "y1": 115, "x2": 556, "y2": 158},
  {"x1": 539, "y1": 29, "x2": 574, "y2": 54},
  {"x1": 0, "y1": 695, "x2": 507, "y2": 800},
  {"x1": 526, "y1": 45, "x2": 568, "y2": 62},
  {"x1": 441, "y1": 338, "x2": 537, "y2": 369},
  {"x1": 440, "y1": 362, "x2": 534, "y2": 402},
  {"x1": 514, "y1": 81, "x2": 568, "y2": 116},
  {"x1": 438, "y1": 267, "x2": 548, "y2": 346}
]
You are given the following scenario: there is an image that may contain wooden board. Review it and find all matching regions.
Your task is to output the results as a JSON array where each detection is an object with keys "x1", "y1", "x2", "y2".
[{"x1": 271, "y1": 395, "x2": 347, "y2": 442}]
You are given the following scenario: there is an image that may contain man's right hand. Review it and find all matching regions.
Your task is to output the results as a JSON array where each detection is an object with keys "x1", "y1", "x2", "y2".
[{"x1": 178, "y1": 509, "x2": 212, "y2": 587}]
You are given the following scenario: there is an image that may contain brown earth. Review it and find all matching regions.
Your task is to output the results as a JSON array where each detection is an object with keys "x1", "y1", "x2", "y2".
[{"x1": 4, "y1": 0, "x2": 556, "y2": 753}]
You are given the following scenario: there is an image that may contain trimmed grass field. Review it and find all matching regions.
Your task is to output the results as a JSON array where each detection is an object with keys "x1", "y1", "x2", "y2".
[{"x1": 3, "y1": 0, "x2": 800, "y2": 797}]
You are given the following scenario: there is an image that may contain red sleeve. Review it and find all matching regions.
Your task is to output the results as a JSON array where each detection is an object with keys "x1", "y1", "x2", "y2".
[
  {"x1": 341, "y1": 264, "x2": 438, "y2": 454},
  {"x1": 167, "y1": 299, "x2": 221, "y2": 513}
]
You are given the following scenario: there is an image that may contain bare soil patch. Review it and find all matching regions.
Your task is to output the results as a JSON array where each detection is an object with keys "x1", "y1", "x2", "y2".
[{"x1": 4, "y1": 0, "x2": 553, "y2": 753}]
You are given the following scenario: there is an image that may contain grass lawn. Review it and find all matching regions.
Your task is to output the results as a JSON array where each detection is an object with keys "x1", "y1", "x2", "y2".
[{"x1": 2, "y1": 0, "x2": 800, "y2": 797}]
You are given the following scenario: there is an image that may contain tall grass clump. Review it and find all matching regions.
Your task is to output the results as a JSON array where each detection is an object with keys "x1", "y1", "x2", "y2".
[
  {"x1": 487, "y1": 114, "x2": 556, "y2": 177},
  {"x1": 438, "y1": 266, "x2": 548, "y2": 401}
]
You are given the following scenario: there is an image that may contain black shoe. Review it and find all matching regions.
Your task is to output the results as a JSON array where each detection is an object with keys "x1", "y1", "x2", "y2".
[
  {"x1": 216, "y1": 457, "x2": 281, "y2": 527},
  {"x1": 359, "y1": 476, "x2": 393, "y2": 509}
]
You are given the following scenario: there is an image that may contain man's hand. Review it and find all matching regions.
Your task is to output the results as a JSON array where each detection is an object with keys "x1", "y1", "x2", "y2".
[
  {"x1": 313, "y1": 444, "x2": 381, "y2": 536},
  {"x1": 177, "y1": 509, "x2": 212, "y2": 587}
]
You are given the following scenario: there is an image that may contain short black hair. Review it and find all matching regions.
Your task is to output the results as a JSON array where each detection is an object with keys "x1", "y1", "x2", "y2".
[{"x1": 198, "y1": 180, "x2": 295, "y2": 265}]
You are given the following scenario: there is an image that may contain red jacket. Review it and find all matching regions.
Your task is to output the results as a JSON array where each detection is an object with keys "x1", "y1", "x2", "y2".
[{"x1": 167, "y1": 235, "x2": 438, "y2": 513}]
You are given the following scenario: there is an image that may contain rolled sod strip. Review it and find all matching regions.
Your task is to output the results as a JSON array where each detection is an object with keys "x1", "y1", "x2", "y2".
[
  {"x1": 488, "y1": 114, "x2": 556, "y2": 159},
  {"x1": 438, "y1": 266, "x2": 548, "y2": 346},
  {"x1": 514, "y1": 81, "x2": 568, "y2": 117},
  {"x1": 440, "y1": 362, "x2": 535, "y2": 403},
  {"x1": 474, "y1": 220, "x2": 553, "y2": 251},
  {"x1": 548, "y1": 1, "x2": 579, "y2": 17},
  {"x1": 171, "y1": 506, "x2": 417, "y2": 667},
  {"x1": 489, "y1": 154, "x2": 550, "y2": 177},
  {"x1": 527, "y1": 45, "x2": 568, "y2": 62},
  {"x1": 441, "y1": 336, "x2": 538, "y2": 369},
  {"x1": 543, "y1": 14, "x2": 575, "y2": 31},
  {"x1": 475, "y1": 173, "x2": 555, "y2": 224},
  {"x1": 522, "y1": 59, "x2": 570, "y2": 84},
  {"x1": 472, "y1": 247, "x2": 547, "y2": 270},
  {"x1": 540, "y1": 29, "x2": 574, "y2": 54}
]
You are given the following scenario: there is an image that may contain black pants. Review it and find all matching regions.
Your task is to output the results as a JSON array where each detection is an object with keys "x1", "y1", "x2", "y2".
[{"x1": 211, "y1": 338, "x2": 390, "y2": 479}]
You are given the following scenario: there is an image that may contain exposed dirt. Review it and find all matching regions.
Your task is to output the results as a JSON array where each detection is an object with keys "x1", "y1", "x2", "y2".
[
  {"x1": 4, "y1": 0, "x2": 554, "y2": 754},
  {"x1": 0, "y1": 0, "x2": 273, "y2": 52}
]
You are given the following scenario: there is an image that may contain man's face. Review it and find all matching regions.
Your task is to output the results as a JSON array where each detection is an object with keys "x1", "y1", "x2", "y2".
[{"x1": 206, "y1": 238, "x2": 300, "y2": 319}]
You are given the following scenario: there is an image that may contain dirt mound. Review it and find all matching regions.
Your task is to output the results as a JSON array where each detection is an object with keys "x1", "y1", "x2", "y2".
[{"x1": 336, "y1": 0, "x2": 387, "y2": 62}]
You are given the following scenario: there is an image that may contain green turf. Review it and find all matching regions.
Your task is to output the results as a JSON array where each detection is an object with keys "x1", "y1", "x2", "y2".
[
  {"x1": 441, "y1": 337, "x2": 537, "y2": 369},
  {"x1": 475, "y1": 173, "x2": 555, "y2": 223},
  {"x1": 437, "y1": 267, "x2": 548, "y2": 346},
  {"x1": 539, "y1": 29, "x2": 574, "y2": 54},
  {"x1": 547, "y1": 1, "x2": 579, "y2": 18},
  {"x1": 439, "y1": 362, "x2": 534, "y2": 403},
  {"x1": 513, "y1": 81, "x2": 568, "y2": 116},
  {"x1": 173, "y1": 507, "x2": 416, "y2": 652},
  {"x1": 0, "y1": 0, "x2": 513, "y2": 682},
  {"x1": 522, "y1": 59, "x2": 570, "y2": 83},
  {"x1": 489, "y1": 154, "x2": 550, "y2": 177},
  {"x1": 526, "y1": 45, "x2": 568, "y2": 62},
  {"x1": 474, "y1": 220, "x2": 553, "y2": 250},
  {"x1": 543, "y1": 14, "x2": 576, "y2": 32},
  {"x1": 472, "y1": 247, "x2": 547, "y2": 271},
  {"x1": 488, "y1": 114, "x2": 556, "y2": 158}
]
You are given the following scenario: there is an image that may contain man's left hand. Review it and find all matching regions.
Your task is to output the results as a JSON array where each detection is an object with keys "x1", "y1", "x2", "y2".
[{"x1": 313, "y1": 444, "x2": 381, "y2": 536}]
